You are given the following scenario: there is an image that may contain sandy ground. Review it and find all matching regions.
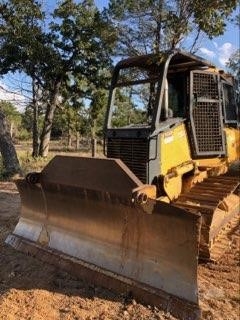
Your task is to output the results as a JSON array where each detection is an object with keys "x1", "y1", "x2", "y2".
[{"x1": 0, "y1": 182, "x2": 239, "y2": 320}]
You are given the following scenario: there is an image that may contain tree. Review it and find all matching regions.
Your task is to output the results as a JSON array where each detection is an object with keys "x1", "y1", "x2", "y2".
[
  {"x1": 0, "y1": 109, "x2": 21, "y2": 178},
  {"x1": 227, "y1": 13, "x2": 240, "y2": 81},
  {"x1": 52, "y1": 101, "x2": 89, "y2": 148},
  {"x1": 110, "y1": 87, "x2": 147, "y2": 128},
  {"x1": 0, "y1": 0, "x2": 115, "y2": 157},
  {"x1": 37, "y1": 0, "x2": 115, "y2": 156},
  {"x1": 106, "y1": 0, "x2": 238, "y2": 56},
  {"x1": 0, "y1": 101, "x2": 22, "y2": 138},
  {"x1": 227, "y1": 49, "x2": 240, "y2": 119},
  {"x1": 89, "y1": 89, "x2": 108, "y2": 139},
  {"x1": 227, "y1": 49, "x2": 240, "y2": 83},
  {"x1": 0, "y1": 0, "x2": 47, "y2": 156}
]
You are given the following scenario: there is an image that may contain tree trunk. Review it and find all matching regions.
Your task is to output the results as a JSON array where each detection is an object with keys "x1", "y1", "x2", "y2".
[
  {"x1": 67, "y1": 112, "x2": 72, "y2": 148},
  {"x1": 91, "y1": 138, "x2": 97, "y2": 157},
  {"x1": 67, "y1": 129, "x2": 72, "y2": 148},
  {"x1": 154, "y1": 0, "x2": 163, "y2": 53},
  {"x1": 0, "y1": 110, "x2": 22, "y2": 178},
  {"x1": 75, "y1": 132, "x2": 80, "y2": 150},
  {"x1": 10, "y1": 121, "x2": 14, "y2": 138},
  {"x1": 39, "y1": 81, "x2": 61, "y2": 157},
  {"x1": 32, "y1": 79, "x2": 40, "y2": 157},
  {"x1": 91, "y1": 119, "x2": 97, "y2": 157}
]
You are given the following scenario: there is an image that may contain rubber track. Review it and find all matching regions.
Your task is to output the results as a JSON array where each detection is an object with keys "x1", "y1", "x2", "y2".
[{"x1": 173, "y1": 175, "x2": 239, "y2": 262}]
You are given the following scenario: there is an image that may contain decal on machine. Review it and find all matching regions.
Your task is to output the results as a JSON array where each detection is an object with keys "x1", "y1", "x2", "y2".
[
  {"x1": 178, "y1": 130, "x2": 185, "y2": 139},
  {"x1": 164, "y1": 131, "x2": 173, "y2": 144}
]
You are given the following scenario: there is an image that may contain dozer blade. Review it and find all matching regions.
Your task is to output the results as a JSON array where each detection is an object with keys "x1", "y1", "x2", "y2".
[{"x1": 6, "y1": 156, "x2": 201, "y2": 320}]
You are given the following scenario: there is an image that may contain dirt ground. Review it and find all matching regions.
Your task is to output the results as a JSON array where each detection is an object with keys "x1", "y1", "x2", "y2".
[{"x1": 0, "y1": 182, "x2": 239, "y2": 320}]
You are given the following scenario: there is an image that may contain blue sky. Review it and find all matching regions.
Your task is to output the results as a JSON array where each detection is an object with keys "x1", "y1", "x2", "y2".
[
  {"x1": 0, "y1": 0, "x2": 239, "y2": 107},
  {"x1": 198, "y1": 11, "x2": 239, "y2": 68}
]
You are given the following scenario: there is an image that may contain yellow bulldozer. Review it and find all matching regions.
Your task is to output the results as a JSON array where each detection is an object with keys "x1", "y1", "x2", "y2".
[{"x1": 6, "y1": 50, "x2": 239, "y2": 320}]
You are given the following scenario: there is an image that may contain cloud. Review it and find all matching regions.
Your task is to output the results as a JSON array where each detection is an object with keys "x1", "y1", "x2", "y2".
[
  {"x1": 217, "y1": 42, "x2": 235, "y2": 66},
  {"x1": 199, "y1": 42, "x2": 236, "y2": 67},
  {"x1": 0, "y1": 81, "x2": 26, "y2": 111},
  {"x1": 199, "y1": 47, "x2": 216, "y2": 58}
]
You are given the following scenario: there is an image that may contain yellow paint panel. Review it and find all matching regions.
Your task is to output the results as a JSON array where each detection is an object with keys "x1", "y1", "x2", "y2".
[
  {"x1": 225, "y1": 127, "x2": 240, "y2": 163},
  {"x1": 192, "y1": 127, "x2": 239, "y2": 171},
  {"x1": 196, "y1": 158, "x2": 226, "y2": 168},
  {"x1": 160, "y1": 123, "x2": 192, "y2": 175}
]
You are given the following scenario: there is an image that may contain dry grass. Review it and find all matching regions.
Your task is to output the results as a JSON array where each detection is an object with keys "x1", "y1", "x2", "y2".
[{"x1": 0, "y1": 140, "x2": 104, "y2": 179}]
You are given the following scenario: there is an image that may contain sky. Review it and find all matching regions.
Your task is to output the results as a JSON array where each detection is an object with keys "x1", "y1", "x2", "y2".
[
  {"x1": 0, "y1": 0, "x2": 239, "y2": 109},
  {"x1": 198, "y1": 14, "x2": 239, "y2": 68}
]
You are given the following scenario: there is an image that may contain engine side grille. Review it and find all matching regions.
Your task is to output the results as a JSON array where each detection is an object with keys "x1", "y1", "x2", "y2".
[
  {"x1": 107, "y1": 138, "x2": 149, "y2": 183},
  {"x1": 192, "y1": 102, "x2": 224, "y2": 152},
  {"x1": 190, "y1": 71, "x2": 225, "y2": 156},
  {"x1": 193, "y1": 72, "x2": 219, "y2": 100}
]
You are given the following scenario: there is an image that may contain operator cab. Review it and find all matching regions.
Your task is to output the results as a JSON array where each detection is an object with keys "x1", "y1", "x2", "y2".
[{"x1": 105, "y1": 50, "x2": 239, "y2": 183}]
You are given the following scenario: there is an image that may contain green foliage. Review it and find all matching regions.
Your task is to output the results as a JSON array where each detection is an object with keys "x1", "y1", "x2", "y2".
[
  {"x1": 89, "y1": 89, "x2": 108, "y2": 137},
  {"x1": 227, "y1": 49, "x2": 240, "y2": 103},
  {"x1": 21, "y1": 104, "x2": 44, "y2": 133},
  {"x1": 227, "y1": 49, "x2": 240, "y2": 82},
  {"x1": 191, "y1": 1, "x2": 237, "y2": 40},
  {"x1": 106, "y1": 0, "x2": 238, "y2": 55},
  {"x1": 0, "y1": 100, "x2": 22, "y2": 139},
  {"x1": 17, "y1": 128, "x2": 31, "y2": 141},
  {"x1": 0, "y1": 0, "x2": 116, "y2": 156},
  {"x1": 111, "y1": 88, "x2": 146, "y2": 128},
  {"x1": 52, "y1": 103, "x2": 89, "y2": 139},
  {"x1": 46, "y1": 0, "x2": 115, "y2": 142},
  {"x1": 47, "y1": 0, "x2": 114, "y2": 91},
  {"x1": 0, "y1": 101, "x2": 34, "y2": 141},
  {"x1": 0, "y1": 101, "x2": 21, "y2": 123},
  {"x1": 0, "y1": 0, "x2": 46, "y2": 77}
]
